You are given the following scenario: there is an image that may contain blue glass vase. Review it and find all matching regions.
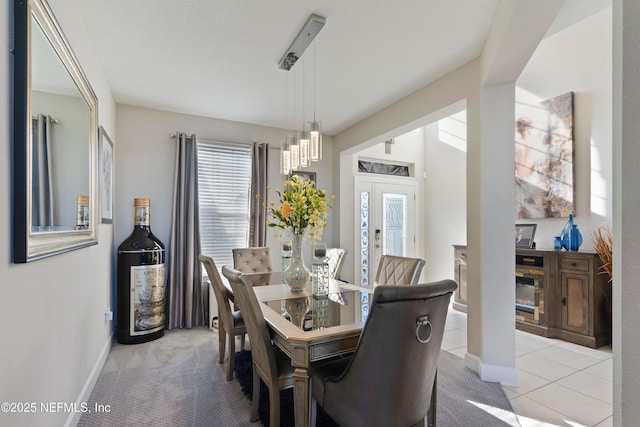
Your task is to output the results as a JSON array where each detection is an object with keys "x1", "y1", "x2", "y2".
[
  {"x1": 560, "y1": 214, "x2": 575, "y2": 250},
  {"x1": 568, "y1": 224, "x2": 583, "y2": 251},
  {"x1": 554, "y1": 236, "x2": 562, "y2": 250}
]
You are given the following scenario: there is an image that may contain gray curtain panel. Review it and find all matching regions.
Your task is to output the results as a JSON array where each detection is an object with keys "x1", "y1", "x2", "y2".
[
  {"x1": 31, "y1": 114, "x2": 54, "y2": 228},
  {"x1": 249, "y1": 142, "x2": 269, "y2": 247},
  {"x1": 166, "y1": 133, "x2": 204, "y2": 329}
]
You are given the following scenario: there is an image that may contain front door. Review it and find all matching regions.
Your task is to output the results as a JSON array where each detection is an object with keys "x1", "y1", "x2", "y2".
[{"x1": 354, "y1": 176, "x2": 417, "y2": 287}]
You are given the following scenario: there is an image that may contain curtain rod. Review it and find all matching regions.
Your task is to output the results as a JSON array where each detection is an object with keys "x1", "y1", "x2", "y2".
[{"x1": 171, "y1": 134, "x2": 274, "y2": 149}]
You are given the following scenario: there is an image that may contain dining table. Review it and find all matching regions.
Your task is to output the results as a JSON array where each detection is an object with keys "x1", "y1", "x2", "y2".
[{"x1": 221, "y1": 271, "x2": 372, "y2": 427}]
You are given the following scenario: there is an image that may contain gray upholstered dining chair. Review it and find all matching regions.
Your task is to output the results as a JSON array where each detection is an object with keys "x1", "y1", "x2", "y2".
[
  {"x1": 324, "y1": 247, "x2": 346, "y2": 280},
  {"x1": 199, "y1": 255, "x2": 246, "y2": 381},
  {"x1": 375, "y1": 254, "x2": 425, "y2": 285},
  {"x1": 225, "y1": 268, "x2": 294, "y2": 427},
  {"x1": 232, "y1": 247, "x2": 273, "y2": 273},
  {"x1": 311, "y1": 280, "x2": 457, "y2": 427}
]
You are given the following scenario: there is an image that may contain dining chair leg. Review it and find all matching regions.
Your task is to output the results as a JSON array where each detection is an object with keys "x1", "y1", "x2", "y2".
[
  {"x1": 427, "y1": 372, "x2": 437, "y2": 427},
  {"x1": 218, "y1": 326, "x2": 226, "y2": 365},
  {"x1": 240, "y1": 333, "x2": 246, "y2": 351},
  {"x1": 311, "y1": 397, "x2": 318, "y2": 427},
  {"x1": 269, "y1": 381, "x2": 281, "y2": 427},
  {"x1": 226, "y1": 330, "x2": 236, "y2": 381},
  {"x1": 251, "y1": 366, "x2": 260, "y2": 422}
]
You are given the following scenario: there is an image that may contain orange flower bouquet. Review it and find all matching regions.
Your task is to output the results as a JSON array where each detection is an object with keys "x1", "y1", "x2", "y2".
[{"x1": 265, "y1": 175, "x2": 331, "y2": 241}]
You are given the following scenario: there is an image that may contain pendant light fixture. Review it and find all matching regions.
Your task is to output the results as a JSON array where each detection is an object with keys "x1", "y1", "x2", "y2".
[
  {"x1": 278, "y1": 14, "x2": 325, "y2": 175},
  {"x1": 309, "y1": 40, "x2": 322, "y2": 161}
]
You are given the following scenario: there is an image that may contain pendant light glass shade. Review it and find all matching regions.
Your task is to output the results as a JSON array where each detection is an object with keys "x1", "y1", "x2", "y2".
[
  {"x1": 299, "y1": 131, "x2": 310, "y2": 167},
  {"x1": 280, "y1": 142, "x2": 291, "y2": 175},
  {"x1": 289, "y1": 133, "x2": 300, "y2": 171},
  {"x1": 310, "y1": 121, "x2": 322, "y2": 161}
]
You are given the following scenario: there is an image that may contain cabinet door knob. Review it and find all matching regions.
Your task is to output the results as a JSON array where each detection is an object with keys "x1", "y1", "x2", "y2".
[
  {"x1": 561, "y1": 297, "x2": 567, "y2": 306},
  {"x1": 571, "y1": 262, "x2": 577, "y2": 267}
]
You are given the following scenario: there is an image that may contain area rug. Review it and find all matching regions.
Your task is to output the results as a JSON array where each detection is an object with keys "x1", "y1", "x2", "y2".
[{"x1": 234, "y1": 350, "x2": 521, "y2": 427}]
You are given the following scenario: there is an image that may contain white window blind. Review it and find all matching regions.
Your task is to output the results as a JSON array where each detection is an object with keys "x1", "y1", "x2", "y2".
[{"x1": 197, "y1": 139, "x2": 252, "y2": 268}]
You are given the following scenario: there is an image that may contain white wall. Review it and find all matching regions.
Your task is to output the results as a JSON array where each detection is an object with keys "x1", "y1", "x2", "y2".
[
  {"x1": 613, "y1": 1, "x2": 640, "y2": 423},
  {"x1": 424, "y1": 119, "x2": 467, "y2": 282},
  {"x1": 0, "y1": 0, "x2": 116, "y2": 426},
  {"x1": 516, "y1": 7, "x2": 613, "y2": 249},
  {"x1": 115, "y1": 105, "x2": 336, "y2": 269}
]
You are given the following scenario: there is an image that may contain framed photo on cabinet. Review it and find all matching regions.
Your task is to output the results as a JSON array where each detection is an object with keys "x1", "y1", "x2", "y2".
[{"x1": 515, "y1": 224, "x2": 537, "y2": 248}]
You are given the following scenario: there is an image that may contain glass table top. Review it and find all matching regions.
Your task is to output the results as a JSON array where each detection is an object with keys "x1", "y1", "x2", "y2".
[{"x1": 263, "y1": 289, "x2": 372, "y2": 331}]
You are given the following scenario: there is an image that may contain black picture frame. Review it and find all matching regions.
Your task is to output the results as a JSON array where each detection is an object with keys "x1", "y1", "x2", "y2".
[{"x1": 515, "y1": 224, "x2": 537, "y2": 248}]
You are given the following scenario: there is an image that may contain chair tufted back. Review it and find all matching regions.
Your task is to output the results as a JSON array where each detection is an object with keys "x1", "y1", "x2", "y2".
[
  {"x1": 375, "y1": 255, "x2": 425, "y2": 286},
  {"x1": 232, "y1": 247, "x2": 272, "y2": 274},
  {"x1": 324, "y1": 248, "x2": 346, "y2": 279}
]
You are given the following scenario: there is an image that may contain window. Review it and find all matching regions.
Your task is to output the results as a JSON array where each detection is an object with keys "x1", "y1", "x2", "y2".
[
  {"x1": 358, "y1": 160, "x2": 410, "y2": 176},
  {"x1": 197, "y1": 139, "x2": 252, "y2": 268}
]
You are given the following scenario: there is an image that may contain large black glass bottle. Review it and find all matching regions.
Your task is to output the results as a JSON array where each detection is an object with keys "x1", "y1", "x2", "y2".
[{"x1": 117, "y1": 198, "x2": 165, "y2": 344}]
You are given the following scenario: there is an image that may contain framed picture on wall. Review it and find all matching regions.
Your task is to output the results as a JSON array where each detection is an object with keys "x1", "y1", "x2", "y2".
[
  {"x1": 515, "y1": 224, "x2": 537, "y2": 248},
  {"x1": 515, "y1": 91, "x2": 575, "y2": 219},
  {"x1": 289, "y1": 171, "x2": 316, "y2": 182},
  {"x1": 99, "y1": 126, "x2": 113, "y2": 224}
]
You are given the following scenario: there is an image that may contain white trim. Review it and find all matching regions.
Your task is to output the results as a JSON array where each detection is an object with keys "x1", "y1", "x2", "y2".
[
  {"x1": 65, "y1": 335, "x2": 112, "y2": 427},
  {"x1": 464, "y1": 352, "x2": 518, "y2": 387}
]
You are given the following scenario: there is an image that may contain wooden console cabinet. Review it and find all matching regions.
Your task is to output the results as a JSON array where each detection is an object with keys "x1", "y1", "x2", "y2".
[
  {"x1": 556, "y1": 252, "x2": 611, "y2": 347},
  {"x1": 452, "y1": 246, "x2": 611, "y2": 348}
]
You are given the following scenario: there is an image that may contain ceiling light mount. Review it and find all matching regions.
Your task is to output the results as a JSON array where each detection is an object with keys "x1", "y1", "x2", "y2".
[{"x1": 278, "y1": 14, "x2": 325, "y2": 71}]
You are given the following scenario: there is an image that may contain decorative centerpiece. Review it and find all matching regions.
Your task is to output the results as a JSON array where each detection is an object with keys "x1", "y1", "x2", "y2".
[{"x1": 265, "y1": 175, "x2": 332, "y2": 291}]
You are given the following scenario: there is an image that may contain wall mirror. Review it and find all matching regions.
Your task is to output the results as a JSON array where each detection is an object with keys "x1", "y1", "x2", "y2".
[{"x1": 13, "y1": 0, "x2": 99, "y2": 262}]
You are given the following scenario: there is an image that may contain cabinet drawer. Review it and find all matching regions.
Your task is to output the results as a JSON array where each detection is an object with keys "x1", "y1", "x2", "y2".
[{"x1": 560, "y1": 257, "x2": 590, "y2": 272}]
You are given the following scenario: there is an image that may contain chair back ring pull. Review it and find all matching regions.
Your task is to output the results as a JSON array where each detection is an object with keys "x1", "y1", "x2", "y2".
[{"x1": 415, "y1": 315, "x2": 432, "y2": 343}]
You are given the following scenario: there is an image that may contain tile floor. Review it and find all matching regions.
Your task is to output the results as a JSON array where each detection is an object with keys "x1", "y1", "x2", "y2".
[{"x1": 442, "y1": 308, "x2": 613, "y2": 427}]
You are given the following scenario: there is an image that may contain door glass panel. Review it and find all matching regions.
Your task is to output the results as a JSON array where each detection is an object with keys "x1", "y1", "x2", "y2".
[
  {"x1": 360, "y1": 191, "x2": 370, "y2": 287},
  {"x1": 382, "y1": 193, "x2": 407, "y2": 256}
]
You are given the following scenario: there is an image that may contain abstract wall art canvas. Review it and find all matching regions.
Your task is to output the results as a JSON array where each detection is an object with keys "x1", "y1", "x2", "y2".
[{"x1": 515, "y1": 91, "x2": 575, "y2": 219}]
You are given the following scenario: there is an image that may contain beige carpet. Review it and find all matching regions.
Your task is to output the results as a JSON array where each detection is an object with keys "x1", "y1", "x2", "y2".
[{"x1": 78, "y1": 327, "x2": 520, "y2": 426}]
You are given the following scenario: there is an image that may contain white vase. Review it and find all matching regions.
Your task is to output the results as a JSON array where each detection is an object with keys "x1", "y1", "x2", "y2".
[{"x1": 282, "y1": 233, "x2": 309, "y2": 291}]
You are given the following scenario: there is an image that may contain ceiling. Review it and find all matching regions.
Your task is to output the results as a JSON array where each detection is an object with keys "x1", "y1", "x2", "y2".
[{"x1": 75, "y1": 0, "x2": 608, "y2": 137}]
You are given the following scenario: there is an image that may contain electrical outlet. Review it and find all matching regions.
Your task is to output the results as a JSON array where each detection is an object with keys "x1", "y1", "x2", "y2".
[{"x1": 105, "y1": 308, "x2": 113, "y2": 322}]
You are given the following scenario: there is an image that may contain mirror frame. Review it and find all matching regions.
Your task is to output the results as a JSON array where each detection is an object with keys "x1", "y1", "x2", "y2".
[{"x1": 13, "y1": 0, "x2": 99, "y2": 262}]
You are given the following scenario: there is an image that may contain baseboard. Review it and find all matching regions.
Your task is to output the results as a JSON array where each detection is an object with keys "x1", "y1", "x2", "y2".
[
  {"x1": 464, "y1": 352, "x2": 518, "y2": 387},
  {"x1": 65, "y1": 334, "x2": 113, "y2": 427}
]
